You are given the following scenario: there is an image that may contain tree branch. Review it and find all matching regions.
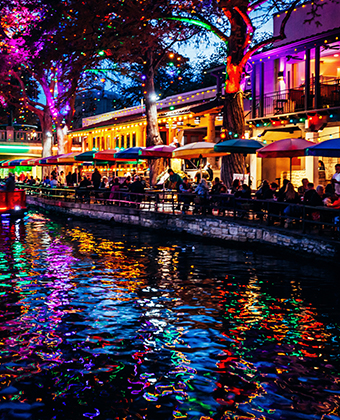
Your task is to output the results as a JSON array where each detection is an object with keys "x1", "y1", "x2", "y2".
[
  {"x1": 10, "y1": 71, "x2": 45, "y2": 119},
  {"x1": 240, "y1": 0, "x2": 300, "y2": 68},
  {"x1": 234, "y1": 7, "x2": 255, "y2": 50}
]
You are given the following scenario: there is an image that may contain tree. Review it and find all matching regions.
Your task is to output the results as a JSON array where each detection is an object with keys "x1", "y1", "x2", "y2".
[
  {"x1": 106, "y1": 57, "x2": 217, "y2": 109},
  {"x1": 0, "y1": 0, "x2": 119, "y2": 157},
  {"x1": 95, "y1": 0, "x2": 200, "y2": 185},
  {"x1": 163, "y1": 0, "x2": 301, "y2": 186}
]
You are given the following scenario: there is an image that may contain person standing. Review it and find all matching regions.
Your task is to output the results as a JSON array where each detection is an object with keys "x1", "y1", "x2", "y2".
[
  {"x1": 205, "y1": 163, "x2": 213, "y2": 182},
  {"x1": 92, "y1": 168, "x2": 101, "y2": 203},
  {"x1": 66, "y1": 171, "x2": 73, "y2": 186},
  {"x1": 58, "y1": 170, "x2": 65, "y2": 186},
  {"x1": 71, "y1": 168, "x2": 79, "y2": 186},
  {"x1": 4, "y1": 172, "x2": 15, "y2": 192},
  {"x1": 332, "y1": 164, "x2": 340, "y2": 196}
]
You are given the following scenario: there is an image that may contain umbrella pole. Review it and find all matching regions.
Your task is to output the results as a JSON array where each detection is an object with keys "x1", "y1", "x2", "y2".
[
  {"x1": 290, "y1": 157, "x2": 292, "y2": 181},
  {"x1": 199, "y1": 154, "x2": 202, "y2": 181},
  {"x1": 242, "y1": 154, "x2": 246, "y2": 184}
]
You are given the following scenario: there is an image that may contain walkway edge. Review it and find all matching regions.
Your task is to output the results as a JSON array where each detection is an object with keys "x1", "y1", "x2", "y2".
[{"x1": 27, "y1": 196, "x2": 339, "y2": 258}]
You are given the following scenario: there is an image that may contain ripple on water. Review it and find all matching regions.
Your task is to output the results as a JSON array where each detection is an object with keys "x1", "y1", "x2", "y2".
[{"x1": 0, "y1": 214, "x2": 339, "y2": 419}]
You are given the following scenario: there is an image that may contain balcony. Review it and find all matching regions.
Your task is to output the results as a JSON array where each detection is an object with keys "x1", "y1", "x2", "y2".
[
  {"x1": 250, "y1": 78, "x2": 340, "y2": 120},
  {"x1": 0, "y1": 129, "x2": 43, "y2": 143}
]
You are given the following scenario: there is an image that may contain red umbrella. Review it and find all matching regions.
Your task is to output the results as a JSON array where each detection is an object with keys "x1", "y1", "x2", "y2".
[
  {"x1": 139, "y1": 145, "x2": 176, "y2": 158},
  {"x1": 94, "y1": 149, "x2": 117, "y2": 161},
  {"x1": 257, "y1": 138, "x2": 315, "y2": 179}
]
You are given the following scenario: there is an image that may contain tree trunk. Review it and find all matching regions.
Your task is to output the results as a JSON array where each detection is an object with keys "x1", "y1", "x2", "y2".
[
  {"x1": 220, "y1": 91, "x2": 245, "y2": 187},
  {"x1": 56, "y1": 125, "x2": 69, "y2": 154},
  {"x1": 144, "y1": 52, "x2": 163, "y2": 186},
  {"x1": 41, "y1": 111, "x2": 53, "y2": 158}
]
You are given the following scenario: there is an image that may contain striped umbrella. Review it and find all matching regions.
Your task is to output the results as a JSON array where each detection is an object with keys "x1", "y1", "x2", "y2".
[
  {"x1": 2, "y1": 159, "x2": 26, "y2": 167},
  {"x1": 20, "y1": 157, "x2": 43, "y2": 166}
]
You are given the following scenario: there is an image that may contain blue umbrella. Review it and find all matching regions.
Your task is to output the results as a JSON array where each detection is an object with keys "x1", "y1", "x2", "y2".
[
  {"x1": 114, "y1": 147, "x2": 145, "y2": 161},
  {"x1": 214, "y1": 138, "x2": 264, "y2": 185},
  {"x1": 214, "y1": 138, "x2": 264, "y2": 155},
  {"x1": 305, "y1": 138, "x2": 340, "y2": 157}
]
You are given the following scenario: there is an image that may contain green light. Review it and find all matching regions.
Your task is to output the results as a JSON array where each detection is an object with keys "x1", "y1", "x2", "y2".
[
  {"x1": 0, "y1": 145, "x2": 30, "y2": 152},
  {"x1": 98, "y1": 51, "x2": 105, "y2": 56},
  {"x1": 170, "y1": 106, "x2": 175, "y2": 110},
  {"x1": 164, "y1": 17, "x2": 228, "y2": 43}
]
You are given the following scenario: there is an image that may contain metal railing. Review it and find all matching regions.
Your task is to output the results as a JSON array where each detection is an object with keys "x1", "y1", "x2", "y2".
[
  {"x1": 0, "y1": 130, "x2": 43, "y2": 142},
  {"x1": 253, "y1": 78, "x2": 340, "y2": 118},
  {"x1": 23, "y1": 185, "x2": 340, "y2": 240}
]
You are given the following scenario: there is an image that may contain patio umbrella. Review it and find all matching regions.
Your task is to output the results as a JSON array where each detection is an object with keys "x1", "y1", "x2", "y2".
[
  {"x1": 20, "y1": 157, "x2": 42, "y2": 166},
  {"x1": 139, "y1": 145, "x2": 176, "y2": 158},
  {"x1": 172, "y1": 142, "x2": 222, "y2": 159},
  {"x1": 305, "y1": 138, "x2": 340, "y2": 157},
  {"x1": 172, "y1": 142, "x2": 225, "y2": 179},
  {"x1": 54, "y1": 152, "x2": 80, "y2": 165},
  {"x1": 257, "y1": 138, "x2": 315, "y2": 180},
  {"x1": 40, "y1": 154, "x2": 64, "y2": 165},
  {"x1": 214, "y1": 138, "x2": 264, "y2": 184},
  {"x1": 2, "y1": 159, "x2": 25, "y2": 167},
  {"x1": 74, "y1": 151, "x2": 97, "y2": 161},
  {"x1": 214, "y1": 138, "x2": 264, "y2": 155},
  {"x1": 114, "y1": 147, "x2": 145, "y2": 160},
  {"x1": 94, "y1": 149, "x2": 117, "y2": 161}
]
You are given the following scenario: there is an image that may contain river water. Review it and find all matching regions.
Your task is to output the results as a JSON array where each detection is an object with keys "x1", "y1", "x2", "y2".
[{"x1": 0, "y1": 212, "x2": 339, "y2": 420}]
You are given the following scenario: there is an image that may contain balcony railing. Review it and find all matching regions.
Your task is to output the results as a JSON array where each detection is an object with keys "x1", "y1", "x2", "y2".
[
  {"x1": 0, "y1": 130, "x2": 43, "y2": 143},
  {"x1": 251, "y1": 78, "x2": 340, "y2": 119}
]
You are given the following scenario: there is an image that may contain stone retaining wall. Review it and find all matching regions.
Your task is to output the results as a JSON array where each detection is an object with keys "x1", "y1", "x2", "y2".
[{"x1": 27, "y1": 196, "x2": 339, "y2": 258}]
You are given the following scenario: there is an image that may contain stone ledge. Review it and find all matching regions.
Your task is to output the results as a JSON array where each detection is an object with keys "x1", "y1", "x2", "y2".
[{"x1": 27, "y1": 196, "x2": 339, "y2": 258}]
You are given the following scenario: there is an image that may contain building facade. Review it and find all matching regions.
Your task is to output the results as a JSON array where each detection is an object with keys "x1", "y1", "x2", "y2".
[{"x1": 248, "y1": 1, "x2": 340, "y2": 187}]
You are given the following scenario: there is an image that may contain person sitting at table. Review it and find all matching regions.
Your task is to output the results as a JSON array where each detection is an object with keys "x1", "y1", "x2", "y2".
[
  {"x1": 231, "y1": 179, "x2": 241, "y2": 194},
  {"x1": 99, "y1": 176, "x2": 108, "y2": 189},
  {"x1": 50, "y1": 175, "x2": 58, "y2": 188},
  {"x1": 298, "y1": 178, "x2": 309, "y2": 197},
  {"x1": 277, "y1": 179, "x2": 289, "y2": 201},
  {"x1": 121, "y1": 176, "x2": 131, "y2": 189},
  {"x1": 308, "y1": 185, "x2": 325, "y2": 207},
  {"x1": 194, "y1": 178, "x2": 210, "y2": 214},
  {"x1": 303, "y1": 182, "x2": 315, "y2": 205},
  {"x1": 27, "y1": 175, "x2": 36, "y2": 186},
  {"x1": 179, "y1": 177, "x2": 192, "y2": 214},
  {"x1": 77, "y1": 176, "x2": 91, "y2": 203},
  {"x1": 237, "y1": 183, "x2": 252, "y2": 199},
  {"x1": 327, "y1": 194, "x2": 340, "y2": 208},
  {"x1": 109, "y1": 178, "x2": 121, "y2": 202},
  {"x1": 210, "y1": 177, "x2": 223, "y2": 195},
  {"x1": 129, "y1": 175, "x2": 145, "y2": 207},
  {"x1": 263, "y1": 182, "x2": 278, "y2": 200},
  {"x1": 255, "y1": 179, "x2": 269, "y2": 199},
  {"x1": 42, "y1": 175, "x2": 51, "y2": 188},
  {"x1": 282, "y1": 182, "x2": 301, "y2": 227},
  {"x1": 168, "y1": 169, "x2": 182, "y2": 191}
]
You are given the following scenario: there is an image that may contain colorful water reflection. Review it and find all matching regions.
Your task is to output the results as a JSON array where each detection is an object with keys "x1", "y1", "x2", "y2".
[{"x1": 0, "y1": 213, "x2": 339, "y2": 419}]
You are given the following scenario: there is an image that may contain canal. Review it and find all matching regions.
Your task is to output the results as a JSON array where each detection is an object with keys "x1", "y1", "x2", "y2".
[{"x1": 0, "y1": 212, "x2": 339, "y2": 420}]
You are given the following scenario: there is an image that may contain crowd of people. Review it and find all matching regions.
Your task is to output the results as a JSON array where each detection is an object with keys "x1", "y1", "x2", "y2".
[{"x1": 3, "y1": 164, "x2": 340, "y2": 227}]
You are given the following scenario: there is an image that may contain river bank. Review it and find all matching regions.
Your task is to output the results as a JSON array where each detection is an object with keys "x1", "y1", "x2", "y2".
[{"x1": 27, "y1": 195, "x2": 340, "y2": 259}]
